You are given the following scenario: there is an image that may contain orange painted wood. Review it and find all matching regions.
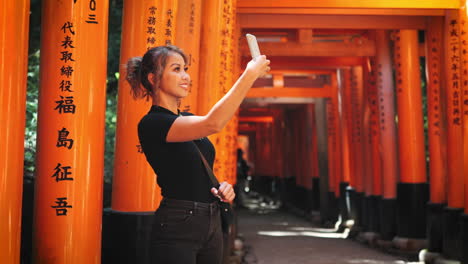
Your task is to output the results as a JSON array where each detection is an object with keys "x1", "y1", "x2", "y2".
[
  {"x1": 175, "y1": 0, "x2": 201, "y2": 114},
  {"x1": 365, "y1": 57, "x2": 383, "y2": 196},
  {"x1": 351, "y1": 66, "x2": 365, "y2": 193},
  {"x1": 0, "y1": 0, "x2": 29, "y2": 262},
  {"x1": 112, "y1": 0, "x2": 174, "y2": 212},
  {"x1": 237, "y1": 0, "x2": 460, "y2": 9},
  {"x1": 458, "y1": 7, "x2": 468, "y2": 212},
  {"x1": 199, "y1": 0, "x2": 237, "y2": 182},
  {"x1": 33, "y1": 1, "x2": 109, "y2": 262},
  {"x1": 342, "y1": 69, "x2": 355, "y2": 188},
  {"x1": 326, "y1": 102, "x2": 335, "y2": 192},
  {"x1": 239, "y1": 40, "x2": 375, "y2": 57},
  {"x1": 237, "y1": 7, "x2": 445, "y2": 16},
  {"x1": 241, "y1": 56, "x2": 365, "y2": 69},
  {"x1": 309, "y1": 104, "x2": 320, "y2": 182},
  {"x1": 426, "y1": 17, "x2": 447, "y2": 204},
  {"x1": 375, "y1": 30, "x2": 398, "y2": 199},
  {"x1": 246, "y1": 87, "x2": 332, "y2": 98},
  {"x1": 443, "y1": 11, "x2": 465, "y2": 208},
  {"x1": 393, "y1": 30, "x2": 427, "y2": 184},
  {"x1": 238, "y1": 14, "x2": 428, "y2": 30}
]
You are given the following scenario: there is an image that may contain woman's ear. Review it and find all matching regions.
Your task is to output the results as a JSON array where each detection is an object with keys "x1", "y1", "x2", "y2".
[{"x1": 147, "y1": 72, "x2": 155, "y2": 87}]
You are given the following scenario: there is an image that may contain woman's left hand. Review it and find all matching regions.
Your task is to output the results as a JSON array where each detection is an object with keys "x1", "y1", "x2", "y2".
[{"x1": 211, "y1": 182, "x2": 235, "y2": 203}]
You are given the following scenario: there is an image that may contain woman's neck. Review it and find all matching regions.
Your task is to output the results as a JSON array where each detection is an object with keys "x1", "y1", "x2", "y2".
[{"x1": 153, "y1": 95, "x2": 179, "y2": 114}]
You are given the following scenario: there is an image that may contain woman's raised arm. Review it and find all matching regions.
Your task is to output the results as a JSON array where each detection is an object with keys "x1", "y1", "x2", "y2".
[{"x1": 166, "y1": 55, "x2": 270, "y2": 142}]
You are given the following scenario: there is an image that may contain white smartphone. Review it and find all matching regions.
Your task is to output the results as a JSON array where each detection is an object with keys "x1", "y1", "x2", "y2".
[{"x1": 246, "y1": 34, "x2": 261, "y2": 59}]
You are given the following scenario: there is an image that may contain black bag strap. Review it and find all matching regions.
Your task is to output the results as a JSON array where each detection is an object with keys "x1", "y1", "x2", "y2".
[{"x1": 193, "y1": 142, "x2": 220, "y2": 188}]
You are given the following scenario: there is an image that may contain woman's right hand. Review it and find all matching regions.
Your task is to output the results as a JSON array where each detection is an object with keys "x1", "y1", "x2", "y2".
[{"x1": 245, "y1": 55, "x2": 270, "y2": 79}]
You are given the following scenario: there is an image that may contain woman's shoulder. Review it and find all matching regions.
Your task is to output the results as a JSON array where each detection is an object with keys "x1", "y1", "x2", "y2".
[{"x1": 180, "y1": 111, "x2": 195, "y2": 117}]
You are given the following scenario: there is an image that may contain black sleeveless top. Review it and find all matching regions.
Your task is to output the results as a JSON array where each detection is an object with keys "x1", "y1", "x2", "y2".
[{"x1": 137, "y1": 105, "x2": 217, "y2": 203}]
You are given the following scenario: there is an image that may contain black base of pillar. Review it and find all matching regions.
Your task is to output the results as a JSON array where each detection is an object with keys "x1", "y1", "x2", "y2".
[
  {"x1": 102, "y1": 209, "x2": 154, "y2": 264},
  {"x1": 426, "y1": 202, "x2": 445, "y2": 252},
  {"x1": 460, "y1": 214, "x2": 468, "y2": 263},
  {"x1": 368, "y1": 195, "x2": 381, "y2": 233},
  {"x1": 442, "y1": 207, "x2": 463, "y2": 261},
  {"x1": 339, "y1": 182, "x2": 349, "y2": 223},
  {"x1": 361, "y1": 195, "x2": 370, "y2": 232},
  {"x1": 326, "y1": 191, "x2": 339, "y2": 225},
  {"x1": 296, "y1": 185, "x2": 309, "y2": 211},
  {"x1": 311, "y1": 178, "x2": 320, "y2": 211},
  {"x1": 396, "y1": 183, "x2": 429, "y2": 239},
  {"x1": 349, "y1": 190, "x2": 363, "y2": 227},
  {"x1": 380, "y1": 198, "x2": 397, "y2": 241}
]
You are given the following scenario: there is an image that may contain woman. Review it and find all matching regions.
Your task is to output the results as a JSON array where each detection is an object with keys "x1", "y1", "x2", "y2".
[{"x1": 126, "y1": 45, "x2": 270, "y2": 264}]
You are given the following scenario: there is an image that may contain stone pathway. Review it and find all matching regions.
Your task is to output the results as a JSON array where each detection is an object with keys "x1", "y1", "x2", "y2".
[{"x1": 236, "y1": 209, "x2": 423, "y2": 264}]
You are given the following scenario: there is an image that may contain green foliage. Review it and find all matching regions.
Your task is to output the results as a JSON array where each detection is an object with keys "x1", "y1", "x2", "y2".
[{"x1": 24, "y1": 50, "x2": 40, "y2": 178}]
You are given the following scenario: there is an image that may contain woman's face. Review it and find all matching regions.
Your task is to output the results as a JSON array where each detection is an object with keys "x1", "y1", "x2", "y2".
[{"x1": 159, "y1": 52, "x2": 191, "y2": 100}]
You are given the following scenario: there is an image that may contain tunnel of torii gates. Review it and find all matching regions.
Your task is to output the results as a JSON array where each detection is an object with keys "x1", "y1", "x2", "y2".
[{"x1": 5, "y1": 0, "x2": 468, "y2": 263}]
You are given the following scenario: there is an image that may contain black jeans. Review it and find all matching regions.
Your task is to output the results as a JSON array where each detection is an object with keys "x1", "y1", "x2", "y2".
[{"x1": 150, "y1": 198, "x2": 223, "y2": 264}]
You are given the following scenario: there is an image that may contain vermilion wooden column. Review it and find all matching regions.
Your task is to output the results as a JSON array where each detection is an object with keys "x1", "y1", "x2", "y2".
[
  {"x1": 460, "y1": 5, "x2": 468, "y2": 262},
  {"x1": 105, "y1": 1, "x2": 180, "y2": 262},
  {"x1": 341, "y1": 68, "x2": 360, "y2": 224},
  {"x1": 351, "y1": 66, "x2": 366, "y2": 229},
  {"x1": 326, "y1": 97, "x2": 340, "y2": 222},
  {"x1": 113, "y1": 0, "x2": 179, "y2": 213},
  {"x1": 199, "y1": 0, "x2": 237, "y2": 182},
  {"x1": 0, "y1": 1, "x2": 30, "y2": 262},
  {"x1": 33, "y1": 1, "x2": 109, "y2": 262},
  {"x1": 309, "y1": 104, "x2": 321, "y2": 211},
  {"x1": 363, "y1": 57, "x2": 382, "y2": 235},
  {"x1": 175, "y1": 0, "x2": 201, "y2": 114},
  {"x1": 439, "y1": 10, "x2": 465, "y2": 260},
  {"x1": 425, "y1": 16, "x2": 448, "y2": 254},
  {"x1": 375, "y1": 30, "x2": 398, "y2": 241},
  {"x1": 393, "y1": 30, "x2": 428, "y2": 248}
]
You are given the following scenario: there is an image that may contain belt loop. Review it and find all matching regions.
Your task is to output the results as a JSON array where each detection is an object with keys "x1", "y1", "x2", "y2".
[{"x1": 194, "y1": 202, "x2": 198, "y2": 215}]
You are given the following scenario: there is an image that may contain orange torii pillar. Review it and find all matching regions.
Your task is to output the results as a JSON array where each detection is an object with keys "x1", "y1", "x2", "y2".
[
  {"x1": 460, "y1": 6, "x2": 468, "y2": 262},
  {"x1": 330, "y1": 73, "x2": 343, "y2": 219},
  {"x1": 33, "y1": 1, "x2": 109, "y2": 263},
  {"x1": 326, "y1": 98, "x2": 340, "y2": 223},
  {"x1": 350, "y1": 66, "x2": 366, "y2": 230},
  {"x1": 302, "y1": 105, "x2": 317, "y2": 211},
  {"x1": 363, "y1": 57, "x2": 382, "y2": 236},
  {"x1": 392, "y1": 30, "x2": 429, "y2": 249},
  {"x1": 340, "y1": 68, "x2": 359, "y2": 224},
  {"x1": 309, "y1": 104, "x2": 321, "y2": 212},
  {"x1": 375, "y1": 30, "x2": 399, "y2": 242},
  {"x1": 361, "y1": 63, "x2": 372, "y2": 234},
  {"x1": 0, "y1": 1, "x2": 29, "y2": 263},
  {"x1": 315, "y1": 98, "x2": 336, "y2": 224},
  {"x1": 105, "y1": 1, "x2": 180, "y2": 262},
  {"x1": 198, "y1": 0, "x2": 237, "y2": 184},
  {"x1": 440, "y1": 10, "x2": 465, "y2": 261},
  {"x1": 337, "y1": 69, "x2": 352, "y2": 222},
  {"x1": 425, "y1": 17, "x2": 448, "y2": 255}
]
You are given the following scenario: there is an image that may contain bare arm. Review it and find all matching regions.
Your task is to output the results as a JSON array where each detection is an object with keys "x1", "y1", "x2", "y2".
[{"x1": 166, "y1": 56, "x2": 270, "y2": 142}]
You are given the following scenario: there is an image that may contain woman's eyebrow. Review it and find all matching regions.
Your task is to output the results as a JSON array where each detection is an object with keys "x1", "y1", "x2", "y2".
[{"x1": 170, "y1": 63, "x2": 181, "y2": 67}]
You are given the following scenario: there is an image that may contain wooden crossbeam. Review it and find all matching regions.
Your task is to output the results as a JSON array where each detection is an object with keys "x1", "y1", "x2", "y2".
[
  {"x1": 237, "y1": 8, "x2": 445, "y2": 16},
  {"x1": 246, "y1": 87, "x2": 332, "y2": 98},
  {"x1": 239, "y1": 116, "x2": 275, "y2": 123},
  {"x1": 240, "y1": 40, "x2": 375, "y2": 57},
  {"x1": 237, "y1": 0, "x2": 460, "y2": 9},
  {"x1": 239, "y1": 14, "x2": 428, "y2": 29},
  {"x1": 240, "y1": 56, "x2": 366, "y2": 69}
]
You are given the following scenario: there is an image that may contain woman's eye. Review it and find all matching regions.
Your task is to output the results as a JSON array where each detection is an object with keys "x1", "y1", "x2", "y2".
[
  {"x1": 184, "y1": 67, "x2": 189, "y2": 72},
  {"x1": 174, "y1": 67, "x2": 180, "y2": 71}
]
